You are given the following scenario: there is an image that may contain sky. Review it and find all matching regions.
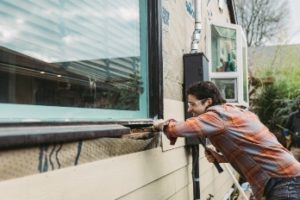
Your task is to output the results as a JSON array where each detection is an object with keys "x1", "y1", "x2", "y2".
[{"x1": 287, "y1": 0, "x2": 300, "y2": 44}]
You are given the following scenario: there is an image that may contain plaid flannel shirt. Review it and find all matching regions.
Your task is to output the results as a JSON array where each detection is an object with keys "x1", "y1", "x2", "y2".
[{"x1": 166, "y1": 104, "x2": 300, "y2": 200}]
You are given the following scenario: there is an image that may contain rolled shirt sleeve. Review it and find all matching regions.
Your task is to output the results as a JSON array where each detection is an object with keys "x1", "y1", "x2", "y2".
[{"x1": 166, "y1": 111, "x2": 225, "y2": 139}]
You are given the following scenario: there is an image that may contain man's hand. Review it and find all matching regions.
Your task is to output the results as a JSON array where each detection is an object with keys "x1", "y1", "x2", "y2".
[
  {"x1": 205, "y1": 147, "x2": 225, "y2": 163},
  {"x1": 153, "y1": 119, "x2": 167, "y2": 131},
  {"x1": 205, "y1": 148, "x2": 217, "y2": 163},
  {"x1": 153, "y1": 119, "x2": 177, "y2": 145}
]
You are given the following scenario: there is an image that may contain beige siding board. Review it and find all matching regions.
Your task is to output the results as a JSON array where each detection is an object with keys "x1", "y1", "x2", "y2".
[
  {"x1": 0, "y1": 147, "x2": 190, "y2": 200},
  {"x1": 0, "y1": 143, "x2": 234, "y2": 200},
  {"x1": 161, "y1": 140, "x2": 234, "y2": 199},
  {"x1": 200, "y1": 143, "x2": 235, "y2": 198},
  {"x1": 186, "y1": 146, "x2": 234, "y2": 199},
  {"x1": 201, "y1": 167, "x2": 233, "y2": 199},
  {"x1": 201, "y1": 177, "x2": 233, "y2": 200},
  {"x1": 199, "y1": 161, "x2": 234, "y2": 199},
  {"x1": 119, "y1": 166, "x2": 190, "y2": 200},
  {"x1": 163, "y1": 99, "x2": 185, "y2": 123},
  {"x1": 167, "y1": 184, "x2": 192, "y2": 200},
  {"x1": 214, "y1": 176, "x2": 235, "y2": 200}
]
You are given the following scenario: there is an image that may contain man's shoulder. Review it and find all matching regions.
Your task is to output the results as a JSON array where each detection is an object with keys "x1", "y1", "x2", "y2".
[
  {"x1": 208, "y1": 103, "x2": 236, "y2": 111},
  {"x1": 207, "y1": 104, "x2": 225, "y2": 112},
  {"x1": 206, "y1": 104, "x2": 236, "y2": 115},
  {"x1": 207, "y1": 104, "x2": 255, "y2": 118}
]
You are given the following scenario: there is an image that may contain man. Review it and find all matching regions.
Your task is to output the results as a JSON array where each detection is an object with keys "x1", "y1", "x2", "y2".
[
  {"x1": 285, "y1": 99, "x2": 300, "y2": 161},
  {"x1": 154, "y1": 81, "x2": 300, "y2": 200}
]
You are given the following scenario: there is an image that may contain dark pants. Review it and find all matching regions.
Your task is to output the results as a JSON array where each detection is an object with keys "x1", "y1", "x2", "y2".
[{"x1": 265, "y1": 176, "x2": 300, "y2": 200}]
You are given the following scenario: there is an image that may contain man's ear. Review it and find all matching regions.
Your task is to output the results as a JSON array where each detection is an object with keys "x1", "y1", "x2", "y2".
[{"x1": 205, "y1": 98, "x2": 213, "y2": 106}]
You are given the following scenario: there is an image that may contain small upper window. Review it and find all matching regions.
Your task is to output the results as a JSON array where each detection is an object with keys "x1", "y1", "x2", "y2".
[
  {"x1": 211, "y1": 25, "x2": 237, "y2": 73},
  {"x1": 208, "y1": 22, "x2": 248, "y2": 107}
]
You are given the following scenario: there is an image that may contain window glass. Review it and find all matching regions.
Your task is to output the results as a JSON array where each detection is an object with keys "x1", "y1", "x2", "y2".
[
  {"x1": 212, "y1": 78, "x2": 237, "y2": 102},
  {"x1": 211, "y1": 25, "x2": 236, "y2": 72},
  {"x1": 0, "y1": 0, "x2": 148, "y2": 122}
]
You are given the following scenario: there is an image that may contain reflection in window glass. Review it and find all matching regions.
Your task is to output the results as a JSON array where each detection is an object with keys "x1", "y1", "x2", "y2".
[
  {"x1": 212, "y1": 79, "x2": 237, "y2": 102},
  {"x1": 0, "y1": 0, "x2": 148, "y2": 115},
  {"x1": 211, "y1": 25, "x2": 236, "y2": 72}
]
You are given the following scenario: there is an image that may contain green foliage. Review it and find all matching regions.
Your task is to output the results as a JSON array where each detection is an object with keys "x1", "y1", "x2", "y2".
[
  {"x1": 251, "y1": 45, "x2": 300, "y2": 131},
  {"x1": 252, "y1": 85, "x2": 283, "y2": 128},
  {"x1": 253, "y1": 46, "x2": 300, "y2": 97},
  {"x1": 253, "y1": 83, "x2": 300, "y2": 132},
  {"x1": 249, "y1": 46, "x2": 300, "y2": 146},
  {"x1": 256, "y1": 76, "x2": 294, "y2": 98}
]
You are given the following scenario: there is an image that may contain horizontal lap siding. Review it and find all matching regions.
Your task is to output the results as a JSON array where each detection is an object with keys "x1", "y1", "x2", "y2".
[
  {"x1": 0, "y1": 147, "x2": 188, "y2": 200},
  {"x1": 0, "y1": 146, "x2": 234, "y2": 200}
]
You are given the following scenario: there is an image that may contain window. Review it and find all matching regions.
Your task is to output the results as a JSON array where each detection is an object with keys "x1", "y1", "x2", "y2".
[
  {"x1": 207, "y1": 22, "x2": 248, "y2": 107},
  {"x1": 211, "y1": 25, "x2": 236, "y2": 73},
  {"x1": 212, "y1": 78, "x2": 237, "y2": 102},
  {"x1": 0, "y1": 0, "x2": 150, "y2": 122}
]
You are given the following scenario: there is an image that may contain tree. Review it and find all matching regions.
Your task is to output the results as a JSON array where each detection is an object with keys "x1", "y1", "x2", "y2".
[{"x1": 235, "y1": 0, "x2": 289, "y2": 47}]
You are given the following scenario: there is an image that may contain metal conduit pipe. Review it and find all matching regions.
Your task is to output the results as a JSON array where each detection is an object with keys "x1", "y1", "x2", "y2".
[
  {"x1": 190, "y1": 1, "x2": 202, "y2": 199},
  {"x1": 191, "y1": 0, "x2": 202, "y2": 53}
]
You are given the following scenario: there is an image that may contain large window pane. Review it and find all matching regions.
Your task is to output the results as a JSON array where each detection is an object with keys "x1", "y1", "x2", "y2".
[
  {"x1": 211, "y1": 25, "x2": 236, "y2": 72},
  {"x1": 0, "y1": 0, "x2": 148, "y2": 121}
]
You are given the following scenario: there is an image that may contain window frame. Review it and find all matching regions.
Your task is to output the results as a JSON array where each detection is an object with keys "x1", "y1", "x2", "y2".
[
  {"x1": 0, "y1": 0, "x2": 163, "y2": 123},
  {"x1": 211, "y1": 78, "x2": 238, "y2": 102},
  {"x1": 148, "y1": 0, "x2": 163, "y2": 119},
  {"x1": 0, "y1": 0, "x2": 163, "y2": 148},
  {"x1": 207, "y1": 21, "x2": 248, "y2": 107}
]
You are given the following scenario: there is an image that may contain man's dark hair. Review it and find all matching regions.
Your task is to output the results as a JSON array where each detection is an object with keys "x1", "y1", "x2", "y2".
[{"x1": 187, "y1": 81, "x2": 226, "y2": 106}]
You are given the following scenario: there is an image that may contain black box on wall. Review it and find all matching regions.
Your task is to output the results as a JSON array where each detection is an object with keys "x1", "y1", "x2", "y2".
[
  {"x1": 183, "y1": 53, "x2": 209, "y2": 119},
  {"x1": 183, "y1": 53, "x2": 209, "y2": 146}
]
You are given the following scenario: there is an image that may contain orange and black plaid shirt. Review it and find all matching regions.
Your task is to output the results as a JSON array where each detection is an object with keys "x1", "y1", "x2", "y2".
[{"x1": 166, "y1": 104, "x2": 300, "y2": 200}]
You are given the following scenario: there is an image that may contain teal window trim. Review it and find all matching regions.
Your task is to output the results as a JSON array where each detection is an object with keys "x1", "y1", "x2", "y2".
[
  {"x1": 139, "y1": 0, "x2": 149, "y2": 119},
  {"x1": 0, "y1": 0, "x2": 156, "y2": 122},
  {"x1": 0, "y1": 0, "x2": 163, "y2": 150},
  {"x1": 0, "y1": 103, "x2": 149, "y2": 122}
]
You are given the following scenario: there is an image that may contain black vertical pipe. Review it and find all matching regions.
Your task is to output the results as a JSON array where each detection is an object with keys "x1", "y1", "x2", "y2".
[{"x1": 192, "y1": 145, "x2": 200, "y2": 200}]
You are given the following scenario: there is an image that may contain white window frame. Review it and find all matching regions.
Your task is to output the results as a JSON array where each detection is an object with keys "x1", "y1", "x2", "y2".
[
  {"x1": 207, "y1": 21, "x2": 248, "y2": 107},
  {"x1": 211, "y1": 78, "x2": 238, "y2": 102}
]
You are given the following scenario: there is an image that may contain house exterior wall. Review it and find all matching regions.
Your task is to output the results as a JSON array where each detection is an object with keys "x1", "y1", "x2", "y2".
[
  {"x1": 0, "y1": 1, "x2": 239, "y2": 200},
  {"x1": 161, "y1": 0, "x2": 236, "y2": 199},
  {"x1": 0, "y1": 145, "x2": 236, "y2": 200},
  {"x1": 163, "y1": 0, "x2": 232, "y2": 102}
]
